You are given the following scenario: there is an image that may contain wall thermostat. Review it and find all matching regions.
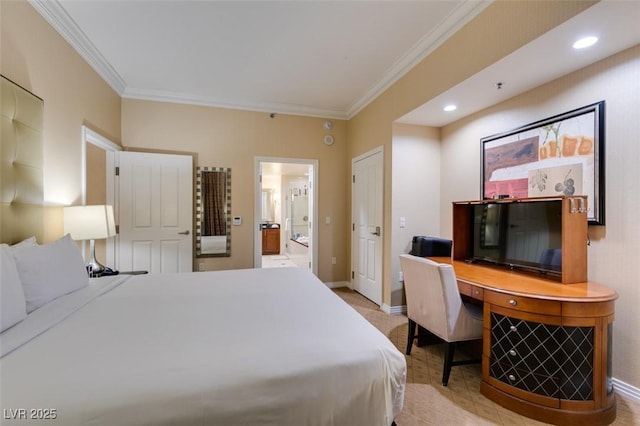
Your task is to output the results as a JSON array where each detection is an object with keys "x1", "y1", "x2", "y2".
[
  {"x1": 323, "y1": 135, "x2": 334, "y2": 146},
  {"x1": 233, "y1": 216, "x2": 242, "y2": 225}
]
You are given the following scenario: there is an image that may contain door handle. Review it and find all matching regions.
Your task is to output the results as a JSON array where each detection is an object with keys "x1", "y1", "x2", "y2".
[
  {"x1": 370, "y1": 226, "x2": 381, "y2": 236},
  {"x1": 179, "y1": 230, "x2": 190, "y2": 235}
]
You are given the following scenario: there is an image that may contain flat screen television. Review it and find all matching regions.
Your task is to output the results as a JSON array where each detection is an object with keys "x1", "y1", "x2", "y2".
[{"x1": 470, "y1": 200, "x2": 562, "y2": 275}]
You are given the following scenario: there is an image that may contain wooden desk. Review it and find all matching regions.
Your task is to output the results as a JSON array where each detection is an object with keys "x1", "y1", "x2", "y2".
[{"x1": 431, "y1": 257, "x2": 618, "y2": 426}]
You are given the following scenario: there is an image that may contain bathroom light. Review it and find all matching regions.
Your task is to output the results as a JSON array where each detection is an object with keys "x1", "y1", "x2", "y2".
[
  {"x1": 443, "y1": 104, "x2": 457, "y2": 112},
  {"x1": 573, "y1": 36, "x2": 598, "y2": 49}
]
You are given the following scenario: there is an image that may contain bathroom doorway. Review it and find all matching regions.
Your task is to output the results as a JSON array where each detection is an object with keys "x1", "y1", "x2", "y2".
[{"x1": 254, "y1": 157, "x2": 318, "y2": 275}]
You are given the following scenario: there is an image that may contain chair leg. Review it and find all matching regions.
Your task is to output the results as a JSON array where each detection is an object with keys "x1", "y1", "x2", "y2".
[
  {"x1": 406, "y1": 319, "x2": 417, "y2": 355},
  {"x1": 442, "y1": 342, "x2": 456, "y2": 386}
]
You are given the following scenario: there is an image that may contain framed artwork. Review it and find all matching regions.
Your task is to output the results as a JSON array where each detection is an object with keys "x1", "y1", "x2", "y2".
[{"x1": 481, "y1": 101, "x2": 605, "y2": 224}]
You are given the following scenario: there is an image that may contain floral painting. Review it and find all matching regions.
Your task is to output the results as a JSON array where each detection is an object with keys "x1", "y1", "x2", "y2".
[
  {"x1": 481, "y1": 101, "x2": 605, "y2": 224},
  {"x1": 529, "y1": 165, "x2": 583, "y2": 197}
]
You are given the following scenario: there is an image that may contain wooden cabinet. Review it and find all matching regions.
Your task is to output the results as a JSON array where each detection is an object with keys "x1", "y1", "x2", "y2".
[
  {"x1": 452, "y1": 196, "x2": 588, "y2": 284},
  {"x1": 262, "y1": 227, "x2": 280, "y2": 255},
  {"x1": 444, "y1": 195, "x2": 617, "y2": 425},
  {"x1": 443, "y1": 258, "x2": 618, "y2": 425},
  {"x1": 481, "y1": 289, "x2": 616, "y2": 425}
]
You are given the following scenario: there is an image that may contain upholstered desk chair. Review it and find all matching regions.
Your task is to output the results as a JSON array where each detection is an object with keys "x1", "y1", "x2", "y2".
[{"x1": 400, "y1": 254, "x2": 484, "y2": 386}]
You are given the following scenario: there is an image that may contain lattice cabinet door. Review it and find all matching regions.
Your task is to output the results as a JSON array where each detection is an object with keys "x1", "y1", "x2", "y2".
[
  {"x1": 489, "y1": 311, "x2": 594, "y2": 401},
  {"x1": 484, "y1": 301, "x2": 615, "y2": 415}
]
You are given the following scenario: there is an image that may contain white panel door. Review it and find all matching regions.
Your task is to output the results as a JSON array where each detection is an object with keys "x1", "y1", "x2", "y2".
[
  {"x1": 351, "y1": 148, "x2": 383, "y2": 305},
  {"x1": 117, "y1": 151, "x2": 192, "y2": 273}
]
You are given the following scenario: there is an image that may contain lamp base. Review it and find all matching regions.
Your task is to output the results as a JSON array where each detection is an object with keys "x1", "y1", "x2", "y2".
[
  {"x1": 87, "y1": 260, "x2": 107, "y2": 277},
  {"x1": 87, "y1": 239, "x2": 117, "y2": 277}
]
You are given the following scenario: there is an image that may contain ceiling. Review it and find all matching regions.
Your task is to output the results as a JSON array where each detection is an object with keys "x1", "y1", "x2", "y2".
[
  {"x1": 32, "y1": 1, "x2": 640, "y2": 127},
  {"x1": 397, "y1": 0, "x2": 640, "y2": 127}
]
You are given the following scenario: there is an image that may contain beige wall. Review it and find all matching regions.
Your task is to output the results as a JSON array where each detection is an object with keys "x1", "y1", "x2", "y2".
[
  {"x1": 1, "y1": 0, "x2": 122, "y2": 242},
  {"x1": 122, "y1": 99, "x2": 348, "y2": 282},
  {"x1": 437, "y1": 45, "x2": 640, "y2": 387},
  {"x1": 348, "y1": 1, "x2": 594, "y2": 307},
  {"x1": 390, "y1": 123, "x2": 440, "y2": 306}
]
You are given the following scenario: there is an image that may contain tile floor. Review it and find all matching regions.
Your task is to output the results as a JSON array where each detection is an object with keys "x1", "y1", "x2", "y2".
[
  {"x1": 262, "y1": 254, "x2": 309, "y2": 269},
  {"x1": 333, "y1": 287, "x2": 640, "y2": 426},
  {"x1": 262, "y1": 255, "x2": 297, "y2": 268}
]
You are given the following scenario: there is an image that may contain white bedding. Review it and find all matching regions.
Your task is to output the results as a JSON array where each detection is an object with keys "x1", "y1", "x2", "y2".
[{"x1": 0, "y1": 268, "x2": 406, "y2": 425}]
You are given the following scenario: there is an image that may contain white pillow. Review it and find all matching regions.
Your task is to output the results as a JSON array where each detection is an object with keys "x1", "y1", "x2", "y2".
[
  {"x1": 1, "y1": 244, "x2": 28, "y2": 332},
  {"x1": 13, "y1": 234, "x2": 89, "y2": 313},
  {"x1": 11, "y1": 236, "x2": 37, "y2": 249}
]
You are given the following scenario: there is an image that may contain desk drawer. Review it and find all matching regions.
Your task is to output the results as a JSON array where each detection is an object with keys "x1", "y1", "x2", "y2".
[
  {"x1": 458, "y1": 281, "x2": 483, "y2": 301},
  {"x1": 490, "y1": 360, "x2": 560, "y2": 399},
  {"x1": 485, "y1": 290, "x2": 560, "y2": 315}
]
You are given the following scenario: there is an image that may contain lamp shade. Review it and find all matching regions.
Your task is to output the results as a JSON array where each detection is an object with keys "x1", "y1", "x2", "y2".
[{"x1": 63, "y1": 205, "x2": 116, "y2": 241}]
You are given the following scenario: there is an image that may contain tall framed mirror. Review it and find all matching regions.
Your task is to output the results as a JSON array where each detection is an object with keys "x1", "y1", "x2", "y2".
[
  {"x1": 195, "y1": 166, "x2": 231, "y2": 257},
  {"x1": 261, "y1": 188, "x2": 275, "y2": 223}
]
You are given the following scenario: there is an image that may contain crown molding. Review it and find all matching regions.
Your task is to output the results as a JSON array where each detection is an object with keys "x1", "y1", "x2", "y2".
[
  {"x1": 345, "y1": 0, "x2": 491, "y2": 119},
  {"x1": 29, "y1": 0, "x2": 126, "y2": 94},
  {"x1": 30, "y1": 0, "x2": 489, "y2": 121},
  {"x1": 122, "y1": 87, "x2": 348, "y2": 120}
]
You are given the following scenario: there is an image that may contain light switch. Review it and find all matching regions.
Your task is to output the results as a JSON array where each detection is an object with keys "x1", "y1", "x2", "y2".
[
  {"x1": 233, "y1": 216, "x2": 242, "y2": 225},
  {"x1": 325, "y1": 216, "x2": 331, "y2": 225},
  {"x1": 399, "y1": 217, "x2": 406, "y2": 228}
]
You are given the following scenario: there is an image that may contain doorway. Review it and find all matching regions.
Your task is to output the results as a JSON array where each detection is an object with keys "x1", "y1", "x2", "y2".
[
  {"x1": 82, "y1": 130, "x2": 193, "y2": 273},
  {"x1": 82, "y1": 126, "x2": 120, "y2": 268},
  {"x1": 255, "y1": 157, "x2": 318, "y2": 275}
]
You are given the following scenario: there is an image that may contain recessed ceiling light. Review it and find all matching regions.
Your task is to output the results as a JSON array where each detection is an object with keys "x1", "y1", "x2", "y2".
[
  {"x1": 443, "y1": 105, "x2": 457, "y2": 112},
  {"x1": 573, "y1": 36, "x2": 598, "y2": 49}
]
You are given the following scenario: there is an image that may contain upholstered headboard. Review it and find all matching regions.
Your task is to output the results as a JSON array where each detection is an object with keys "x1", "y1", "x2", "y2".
[{"x1": 1, "y1": 75, "x2": 44, "y2": 244}]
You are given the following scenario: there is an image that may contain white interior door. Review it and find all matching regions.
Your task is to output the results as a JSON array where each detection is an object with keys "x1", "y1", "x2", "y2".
[
  {"x1": 351, "y1": 148, "x2": 383, "y2": 305},
  {"x1": 117, "y1": 151, "x2": 193, "y2": 273}
]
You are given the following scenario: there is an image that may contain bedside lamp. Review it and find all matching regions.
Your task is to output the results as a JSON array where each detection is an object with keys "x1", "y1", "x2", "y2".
[{"x1": 63, "y1": 205, "x2": 116, "y2": 276}]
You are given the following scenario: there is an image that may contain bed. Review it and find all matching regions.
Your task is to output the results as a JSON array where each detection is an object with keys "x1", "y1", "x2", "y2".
[
  {"x1": 0, "y1": 243, "x2": 406, "y2": 425},
  {"x1": 1, "y1": 75, "x2": 405, "y2": 425}
]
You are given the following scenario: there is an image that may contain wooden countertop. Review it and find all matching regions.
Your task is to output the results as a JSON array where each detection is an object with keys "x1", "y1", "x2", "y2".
[{"x1": 431, "y1": 257, "x2": 618, "y2": 303}]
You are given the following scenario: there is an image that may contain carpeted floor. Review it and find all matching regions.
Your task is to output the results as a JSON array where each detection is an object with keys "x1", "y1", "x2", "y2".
[{"x1": 333, "y1": 287, "x2": 640, "y2": 426}]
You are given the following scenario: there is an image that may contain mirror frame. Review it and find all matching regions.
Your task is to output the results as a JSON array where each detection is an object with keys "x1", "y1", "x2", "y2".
[{"x1": 195, "y1": 166, "x2": 231, "y2": 257}]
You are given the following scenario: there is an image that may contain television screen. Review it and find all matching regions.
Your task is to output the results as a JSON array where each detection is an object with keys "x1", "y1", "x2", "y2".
[{"x1": 471, "y1": 201, "x2": 562, "y2": 274}]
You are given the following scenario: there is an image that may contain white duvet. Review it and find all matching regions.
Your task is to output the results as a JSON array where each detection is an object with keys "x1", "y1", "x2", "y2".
[{"x1": 0, "y1": 268, "x2": 405, "y2": 425}]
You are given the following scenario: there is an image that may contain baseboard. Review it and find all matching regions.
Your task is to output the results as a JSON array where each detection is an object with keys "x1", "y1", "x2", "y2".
[
  {"x1": 324, "y1": 281, "x2": 351, "y2": 289},
  {"x1": 613, "y1": 377, "x2": 640, "y2": 402},
  {"x1": 382, "y1": 304, "x2": 407, "y2": 315}
]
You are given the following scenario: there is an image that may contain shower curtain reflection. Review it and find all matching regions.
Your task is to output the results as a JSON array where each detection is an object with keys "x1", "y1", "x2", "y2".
[{"x1": 202, "y1": 171, "x2": 226, "y2": 236}]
